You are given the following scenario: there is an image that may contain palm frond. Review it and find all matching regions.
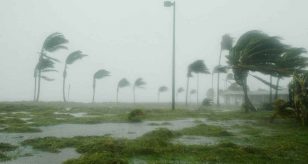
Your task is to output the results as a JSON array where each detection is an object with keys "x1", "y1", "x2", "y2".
[
  {"x1": 213, "y1": 65, "x2": 228, "y2": 73},
  {"x1": 188, "y1": 60, "x2": 210, "y2": 76},
  {"x1": 94, "y1": 69, "x2": 110, "y2": 79},
  {"x1": 158, "y1": 86, "x2": 168, "y2": 92},
  {"x1": 177, "y1": 87, "x2": 184, "y2": 93},
  {"x1": 118, "y1": 78, "x2": 130, "y2": 88},
  {"x1": 134, "y1": 78, "x2": 146, "y2": 88},
  {"x1": 40, "y1": 76, "x2": 55, "y2": 81},
  {"x1": 221, "y1": 34, "x2": 233, "y2": 51},
  {"x1": 190, "y1": 89, "x2": 197, "y2": 95},
  {"x1": 249, "y1": 74, "x2": 280, "y2": 90},
  {"x1": 66, "y1": 50, "x2": 87, "y2": 65},
  {"x1": 42, "y1": 32, "x2": 69, "y2": 52}
]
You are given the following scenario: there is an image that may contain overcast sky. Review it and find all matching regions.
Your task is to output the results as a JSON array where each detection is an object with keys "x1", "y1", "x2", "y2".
[{"x1": 0, "y1": 0, "x2": 307, "y2": 103}]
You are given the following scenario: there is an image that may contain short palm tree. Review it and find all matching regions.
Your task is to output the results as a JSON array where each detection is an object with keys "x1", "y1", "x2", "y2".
[
  {"x1": 34, "y1": 32, "x2": 68, "y2": 101},
  {"x1": 158, "y1": 86, "x2": 168, "y2": 103},
  {"x1": 213, "y1": 65, "x2": 228, "y2": 105},
  {"x1": 62, "y1": 50, "x2": 87, "y2": 102},
  {"x1": 217, "y1": 34, "x2": 233, "y2": 105},
  {"x1": 176, "y1": 87, "x2": 184, "y2": 101},
  {"x1": 185, "y1": 60, "x2": 209, "y2": 105},
  {"x1": 133, "y1": 78, "x2": 146, "y2": 104},
  {"x1": 189, "y1": 89, "x2": 197, "y2": 104},
  {"x1": 92, "y1": 69, "x2": 110, "y2": 103},
  {"x1": 117, "y1": 78, "x2": 130, "y2": 103}
]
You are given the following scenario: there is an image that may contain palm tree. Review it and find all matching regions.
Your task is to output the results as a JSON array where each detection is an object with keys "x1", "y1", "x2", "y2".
[
  {"x1": 133, "y1": 78, "x2": 146, "y2": 104},
  {"x1": 176, "y1": 87, "x2": 184, "y2": 101},
  {"x1": 189, "y1": 89, "x2": 197, "y2": 104},
  {"x1": 158, "y1": 86, "x2": 168, "y2": 103},
  {"x1": 117, "y1": 78, "x2": 130, "y2": 104},
  {"x1": 227, "y1": 30, "x2": 288, "y2": 112},
  {"x1": 217, "y1": 34, "x2": 233, "y2": 105},
  {"x1": 213, "y1": 65, "x2": 228, "y2": 105},
  {"x1": 34, "y1": 32, "x2": 68, "y2": 101},
  {"x1": 185, "y1": 60, "x2": 209, "y2": 105},
  {"x1": 92, "y1": 69, "x2": 110, "y2": 103},
  {"x1": 62, "y1": 50, "x2": 87, "y2": 102},
  {"x1": 274, "y1": 48, "x2": 308, "y2": 99}
]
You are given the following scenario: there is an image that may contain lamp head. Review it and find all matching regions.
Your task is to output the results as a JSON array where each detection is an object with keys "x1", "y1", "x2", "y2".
[{"x1": 164, "y1": 1, "x2": 174, "y2": 7}]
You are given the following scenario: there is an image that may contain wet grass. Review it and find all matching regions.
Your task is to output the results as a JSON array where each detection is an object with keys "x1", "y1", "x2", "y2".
[
  {"x1": 0, "y1": 143, "x2": 18, "y2": 161},
  {"x1": 2, "y1": 102, "x2": 308, "y2": 163},
  {"x1": 179, "y1": 124, "x2": 233, "y2": 137}
]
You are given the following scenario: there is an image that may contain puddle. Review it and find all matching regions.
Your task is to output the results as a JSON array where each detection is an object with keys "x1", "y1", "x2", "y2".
[
  {"x1": 0, "y1": 119, "x2": 197, "y2": 145},
  {"x1": 2, "y1": 148, "x2": 79, "y2": 164},
  {"x1": 54, "y1": 112, "x2": 88, "y2": 118},
  {"x1": 173, "y1": 135, "x2": 219, "y2": 145}
]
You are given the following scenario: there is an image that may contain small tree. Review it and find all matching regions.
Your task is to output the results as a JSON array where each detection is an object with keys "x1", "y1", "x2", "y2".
[
  {"x1": 158, "y1": 86, "x2": 168, "y2": 103},
  {"x1": 62, "y1": 50, "x2": 87, "y2": 102},
  {"x1": 92, "y1": 69, "x2": 110, "y2": 103},
  {"x1": 176, "y1": 87, "x2": 184, "y2": 101},
  {"x1": 117, "y1": 78, "x2": 130, "y2": 104},
  {"x1": 133, "y1": 78, "x2": 146, "y2": 104},
  {"x1": 34, "y1": 32, "x2": 68, "y2": 101}
]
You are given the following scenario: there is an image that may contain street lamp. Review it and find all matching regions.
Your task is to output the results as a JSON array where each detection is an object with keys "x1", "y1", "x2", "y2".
[{"x1": 164, "y1": 1, "x2": 176, "y2": 110}]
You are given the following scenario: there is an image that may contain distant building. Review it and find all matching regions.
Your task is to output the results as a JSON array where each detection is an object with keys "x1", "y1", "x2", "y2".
[{"x1": 222, "y1": 89, "x2": 289, "y2": 106}]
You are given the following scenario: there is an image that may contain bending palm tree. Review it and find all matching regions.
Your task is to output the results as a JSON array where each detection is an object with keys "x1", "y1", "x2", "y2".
[
  {"x1": 213, "y1": 65, "x2": 228, "y2": 104},
  {"x1": 34, "y1": 32, "x2": 68, "y2": 101},
  {"x1": 185, "y1": 60, "x2": 209, "y2": 105},
  {"x1": 217, "y1": 34, "x2": 233, "y2": 105},
  {"x1": 117, "y1": 78, "x2": 130, "y2": 104},
  {"x1": 92, "y1": 69, "x2": 110, "y2": 103},
  {"x1": 158, "y1": 86, "x2": 168, "y2": 103},
  {"x1": 176, "y1": 87, "x2": 184, "y2": 101},
  {"x1": 63, "y1": 50, "x2": 87, "y2": 102},
  {"x1": 189, "y1": 89, "x2": 197, "y2": 104},
  {"x1": 133, "y1": 78, "x2": 146, "y2": 104},
  {"x1": 227, "y1": 30, "x2": 288, "y2": 112}
]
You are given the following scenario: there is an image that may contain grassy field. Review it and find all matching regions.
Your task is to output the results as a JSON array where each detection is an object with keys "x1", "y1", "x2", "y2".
[{"x1": 1, "y1": 102, "x2": 308, "y2": 163}]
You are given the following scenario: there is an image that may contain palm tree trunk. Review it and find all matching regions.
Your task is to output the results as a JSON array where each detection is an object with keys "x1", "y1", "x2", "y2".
[
  {"x1": 242, "y1": 78, "x2": 256, "y2": 112},
  {"x1": 185, "y1": 77, "x2": 190, "y2": 106},
  {"x1": 33, "y1": 74, "x2": 37, "y2": 101},
  {"x1": 116, "y1": 87, "x2": 119, "y2": 104},
  {"x1": 269, "y1": 75, "x2": 273, "y2": 104},
  {"x1": 36, "y1": 70, "x2": 42, "y2": 102},
  {"x1": 197, "y1": 74, "x2": 199, "y2": 105},
  {"x1": 274, "y1": 77, "x2": 280, "y2": 100},
  {"x1": 211, "y1": 72, "x2": 214, "y2": 100},
  {"x1": 133, "y1": 86, "x2": 136, "y2": 104},
  {"x1": 62, "y1": 64, "x2": 67, "y2": 103},
  {"x1": 92, "y1": 78, "x2": 96, "y2": 103},
  {"x1": 67, "y1": 84, "x2": 71, "y2": 102},
  {"x1": 217, "y1": 49, "x2": 222, "y2": 106}
]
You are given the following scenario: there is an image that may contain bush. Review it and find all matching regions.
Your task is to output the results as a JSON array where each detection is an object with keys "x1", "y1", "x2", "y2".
[
  {"x1": 201, "y1": 98, "x2": 213, "y2": 106},
  {"x1": 128, "y1": 109, "x2": 145, "y2": 122}
]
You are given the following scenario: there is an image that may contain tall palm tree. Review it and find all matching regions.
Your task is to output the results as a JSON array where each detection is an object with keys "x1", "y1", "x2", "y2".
[
  {"x1": 189, "y1": 89, "x2": 197, "y2": 104},
  {"x1": 213, "y1": 65, "x2": 228, "y2": 105},
  {"x1": 92, "y1": 69, "x2": 110, "y2": 103},
  {"x1": 176, "y1": 87, "x2": 184, "y2": 101},
  {"x1": 34, "y1": 32, "x2": 68, "y2": 101},
  {"x1": 62, "y1": 50, "x2": 87, "y2": 102},
  {"x1": 158, "y1": 86, "x2": 168, "y2": 103},
  {"x1": 133, "y1": 78, "x2": 146, "y2": 104},
  {"x1": 185, "y1": 60, "x2": 209, "y2": 105},
  {"x1": 117, "y1": 78, "x2": 130, "y2": 104},
  {"x1": 227, "y1": 30, "x2": 288, "y2": 112},
  {"x1": 217, "y1": 34, "x2": 233, "y2": 105}
]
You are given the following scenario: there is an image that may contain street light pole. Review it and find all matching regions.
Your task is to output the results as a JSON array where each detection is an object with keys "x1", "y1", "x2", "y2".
[{"x1": 164, "y1": 1, "x2": 176, "y2": 110}]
